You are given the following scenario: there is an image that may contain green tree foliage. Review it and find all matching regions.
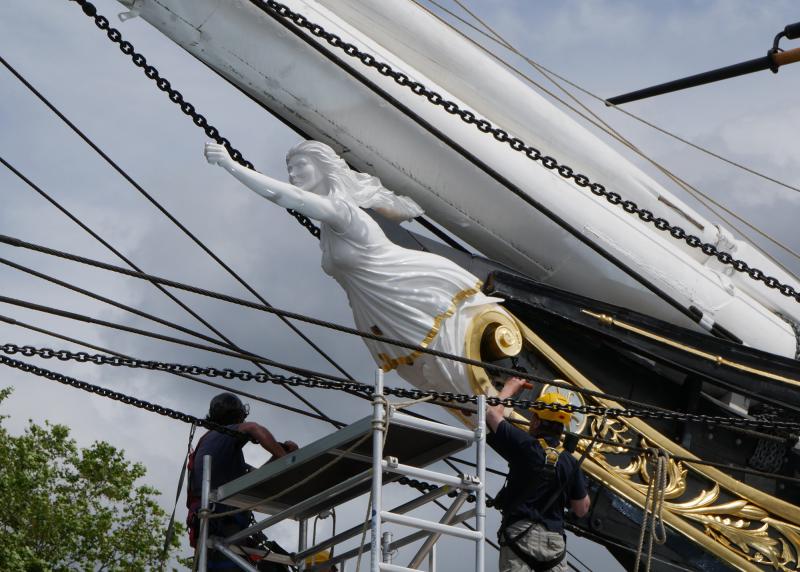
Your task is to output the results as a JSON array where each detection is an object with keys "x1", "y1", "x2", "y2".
[{"x1": 0, "y1": 387, "x2": 184, "y2": 571}]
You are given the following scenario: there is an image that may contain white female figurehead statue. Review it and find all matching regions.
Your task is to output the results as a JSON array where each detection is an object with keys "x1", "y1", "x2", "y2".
[{"x1": 205, "y1": 141, "x2": 509, "y2": 397}]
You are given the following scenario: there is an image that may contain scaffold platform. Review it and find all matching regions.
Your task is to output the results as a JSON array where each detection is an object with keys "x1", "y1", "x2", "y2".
[{"x1": 195, "y1": 372, "x2": 488, "y2": 572}]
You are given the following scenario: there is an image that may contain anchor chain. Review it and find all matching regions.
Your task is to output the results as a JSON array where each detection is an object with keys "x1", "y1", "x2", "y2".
[
  {"x1": 4, "y1": 343, "x2": 800, "y2": 432},
  {"x1": 67, "y1": 0, "x2": 799, "y2": 299},
  {"x1": 0, "y1": 353, "x2": 244, "y2": 439},
  {"x1": 67, "y1": 0, "x2": 320, "y2": 238},
  {"x1": 254, "y1": 0, "x2": 800, "y2": 303}
]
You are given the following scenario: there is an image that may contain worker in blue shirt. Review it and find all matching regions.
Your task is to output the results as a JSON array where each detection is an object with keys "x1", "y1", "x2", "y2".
[
  {"x1": 187, "y1": 393, "x2": 298, "y2": 570},
  {"x1": 487, "y1": 377, "x2": 590, "y2": 572}
]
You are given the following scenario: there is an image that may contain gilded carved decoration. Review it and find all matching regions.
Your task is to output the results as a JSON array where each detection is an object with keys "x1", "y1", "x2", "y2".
[
  {"x1": 464, "y1": 306, "x2": 800, "y2": 571},
  {"x1": 583, "y1": 418, "x2": 800, "y2": 571}
]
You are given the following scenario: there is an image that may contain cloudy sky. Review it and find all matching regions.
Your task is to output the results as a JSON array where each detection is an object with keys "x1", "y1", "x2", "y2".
[{"x1": 1, "y1": 1, "x2": 798, "y2": 570}]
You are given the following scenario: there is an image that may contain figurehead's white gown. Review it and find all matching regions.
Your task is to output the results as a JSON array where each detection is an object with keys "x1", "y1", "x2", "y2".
[{"x1": 320, "y1": 195, "x2": 505, "y2": 395}]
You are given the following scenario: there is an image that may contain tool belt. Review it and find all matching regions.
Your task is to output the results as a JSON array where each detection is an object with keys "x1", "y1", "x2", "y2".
[{"x1": 498, "y1": 521, "x2": 567, "y2": 572}]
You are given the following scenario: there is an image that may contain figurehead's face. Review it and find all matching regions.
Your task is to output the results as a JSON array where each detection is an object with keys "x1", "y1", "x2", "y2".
[{"x1": 287, "y1": 153, "x2": 326, "y2": 194}]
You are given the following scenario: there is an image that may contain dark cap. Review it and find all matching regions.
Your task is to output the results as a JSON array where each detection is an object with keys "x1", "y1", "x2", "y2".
[{"x1": 207, "y1": 392, "x2": 249, "y2": 425}]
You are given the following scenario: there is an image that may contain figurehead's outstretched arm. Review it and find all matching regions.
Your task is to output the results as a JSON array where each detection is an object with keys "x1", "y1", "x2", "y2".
[{"x1": 204, "y1": 143, "x2": 347, "y2": 230}]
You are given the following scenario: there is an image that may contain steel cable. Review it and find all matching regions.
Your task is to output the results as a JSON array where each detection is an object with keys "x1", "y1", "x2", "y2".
[
  {"x1": 0, "y1": 312, "x2": 342, "y2": 426},
  {"x1": 1, "y1": 58, "x2": 351, "y2": 425},
  {"x1": 4, "y1": 340, "x2": 800, "y2": 432},
  {"x1": 0, "y1": 153, "x2": 338, "y2": 428},
  {"x1": 419, "y1": 0, "x2": 800, "y2": 269},
  {"x1": 250, "y1": 0, "x2": 800, "y2": 303},
  {"x1": 3, "y1": 234, "x2": 799, "y2": 425}
]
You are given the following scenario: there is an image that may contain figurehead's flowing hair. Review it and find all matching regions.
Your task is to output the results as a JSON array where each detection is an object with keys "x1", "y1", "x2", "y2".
[{"x1": 287, "y1": 140, "x2": 423, "y2": 221}]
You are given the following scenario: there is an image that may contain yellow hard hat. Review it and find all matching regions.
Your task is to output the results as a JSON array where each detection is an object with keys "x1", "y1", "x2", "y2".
[
  {"x1": 304, "y1": 550, "x2": 331, "y2": 567},
  {"x1": 532, "y1": 392, "x2": 571, "y2": 426}
]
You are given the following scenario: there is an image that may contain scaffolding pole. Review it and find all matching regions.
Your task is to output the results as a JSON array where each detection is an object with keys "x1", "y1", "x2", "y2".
[
  {"x1": 371, "y1": 369, "x2": 385, "y2": 572},
  {"x1": 197, "y1": 454, "x2": 211, "y2": 572}
]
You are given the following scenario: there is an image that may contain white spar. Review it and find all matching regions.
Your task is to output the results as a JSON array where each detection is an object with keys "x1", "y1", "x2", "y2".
[{"x1": 118, "y1": 0, "x2": 799, "y2": 357}]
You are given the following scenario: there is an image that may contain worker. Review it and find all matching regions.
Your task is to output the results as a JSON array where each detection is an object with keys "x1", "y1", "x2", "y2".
[
  {"x1": 187, "y1": 392, "x2": 299, "y2": 570},
  {"x1": 487, "y1": 377, "x2": 590, "y2": 572}
]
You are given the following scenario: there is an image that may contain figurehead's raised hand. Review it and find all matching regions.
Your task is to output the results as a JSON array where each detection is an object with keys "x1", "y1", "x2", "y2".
[{"x1": 204, "y1": 142, "x2": 235, "y2": 169}]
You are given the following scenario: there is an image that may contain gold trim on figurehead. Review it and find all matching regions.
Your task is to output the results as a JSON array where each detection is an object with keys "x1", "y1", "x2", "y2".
[{"x1": 377, "y1": 281, "x2": 483, "y2": 372}]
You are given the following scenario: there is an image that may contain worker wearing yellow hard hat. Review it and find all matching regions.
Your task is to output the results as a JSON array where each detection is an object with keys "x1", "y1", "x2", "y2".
[
  {"x1": 304, "y1": 549, "x2": 337, "y2": 571},
  {"x1": 486, "y1": 377, "x2": 590, "y2": 572},
  {"x1": 531, "y1": 391, "x2": 572, "y2": 426}
]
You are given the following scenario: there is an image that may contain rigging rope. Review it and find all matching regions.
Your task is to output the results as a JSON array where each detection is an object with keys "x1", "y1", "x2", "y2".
[
  {"x1": 633, "y1": 450, "x2": 669, "y2": 572},
  {"x1": 451, "y1": 428, "x2": 800, "y2": 486},
  {"x1": 0, "y1": 288, "x2": 750, "y2": 421},
  {"x1": 3, "y1": 233, "x2": 798, "y2": 417},
  {"x1": 0, "y1": 154, "x2": 227, "y2": 350},
  {"x1": 435, "y1": 0, "x2": 800, "y2": 198},
  {"x1": 10, "y1": 337, "x2": 794, "y2": 486},
  {"x1": 0, "y1": 62, "x2": 353, "y2": 397},
  {"x1": 1, "y1": 312, "x2": 342, "y2": 426},
  {"x1": 565, "y1": 523, "x2": 695, "y2": 572},
  {"x1": 2, "y1": 305, "x2": 510, "y2": 477},
  {"x1": 248, "y1": 0, "x2": 800, "y2": 303},
  {"x1": 61, "y1": 0, "x2": 800, "y2": 302},
  {"x1": 4, "y1": 238, "x2": 796, "y2": 415},
  {"x1": 0, "y1": 255, "x2": 237, "y2": 350},
  {"x1": 3, "y1": 350, "x2": 796, "y2": 567},
  {"x1": 161, "y1": 422, "x2": 197, "y2": 564},
  {"x1": 419, "y1": 0, "x2": 800, "y2": 269},
  {"x1": 0, "y1": 296, "x2": 353, "y2": 384},
  {"x1": 0, "y1": 353, "x2": 245, "y2": 438}
]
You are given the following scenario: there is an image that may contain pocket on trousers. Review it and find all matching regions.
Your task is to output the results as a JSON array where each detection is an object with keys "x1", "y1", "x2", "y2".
[{"x1": 546, "y1": 533, "x2": 565, "y2": 553}]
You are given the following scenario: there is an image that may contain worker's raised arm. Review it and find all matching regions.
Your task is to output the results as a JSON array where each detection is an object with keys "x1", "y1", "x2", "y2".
[
  {"x1": 238, "y1": 422, "x2": 290, "y2": 459},
  {"x1": 486, "y1": 376, "x2": 528, "y2": 432}
]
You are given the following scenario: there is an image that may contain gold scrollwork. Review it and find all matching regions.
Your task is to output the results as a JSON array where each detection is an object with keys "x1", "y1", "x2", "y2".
[
  {"x1": 464, "y1": 307, "x2": 522, "y2": 396},
  {"x1": 461, "y1": 308, "x2": 800, "y2": 570},
  {"x1": 581, "y1": 419, "x2": 800, "y2": 570}
]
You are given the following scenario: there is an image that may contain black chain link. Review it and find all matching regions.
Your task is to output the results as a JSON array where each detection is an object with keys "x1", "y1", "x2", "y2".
[
  {"x1": 0, "y1": 353, "x2": 244, "y2": 439},
  {"x1": 254, "y1": 0, "x2": 800, "y2": 303},
  {"x1": 69, "y1": 0, "x2": 799, "y2": 300},
  {"x1": 0, "y1": 346, "x2": 459, "y2": 500},
  {"x1": 68, "y1": 0, "x2": 320, "y2": 239},
  {"x1": 5, "y1": 343, "x2": 800, "y2": 432},
  {"x1": 7, "y1": 346, "x2": 798, "y2": 508}
]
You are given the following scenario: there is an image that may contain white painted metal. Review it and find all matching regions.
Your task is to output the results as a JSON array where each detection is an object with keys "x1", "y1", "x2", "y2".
[
  {"x1": 389, "y1": 411, "x2": 476, "y2": 441},
  {"x1": 211, "y1": 541, "x2": 260, "y2": 572},
  {"x1": 118, "y1": 0, "x2": 799, "y2": 356},
  {"x1": 197, "y1": 454, "x2": 211, "y2": 572},
  {"x1": 408, "y1": 492, "x2": 468, "y2": 569},
  {"x1": 369, "y1": 372, "x2": 485, "y2": 572},
  {"x1": 380, "y1": 512, "x2": 483, "y2": 541},
  {"x1": 298, "y1": 519, "x2": 308, "y2": 571},
  {"x1": 382, "y1": 531, "x2": 394, "y2": 564},
  {"x1": 381, "y1": 460, "x2": 479, "y2": 490},
  {"x1": 475, "y1": 396, "x2": 486, "y2": 572},
  {"x1": 371, "y1": 369, "x2": 385, "y2": 572},
  {"x1": 379, "y1": 564, "x2": 420, "y2": 572},
  {"x1": 295, "y1": 488, "x2": 450, "y2": 562},
  {"x1": 223, "y1": 470, "x2": 372, "y2": 544}
]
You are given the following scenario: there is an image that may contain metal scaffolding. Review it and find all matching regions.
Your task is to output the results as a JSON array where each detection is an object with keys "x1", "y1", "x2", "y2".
[{"x1": 195, "y1": 370, "x2": 487, "y2": 572}]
